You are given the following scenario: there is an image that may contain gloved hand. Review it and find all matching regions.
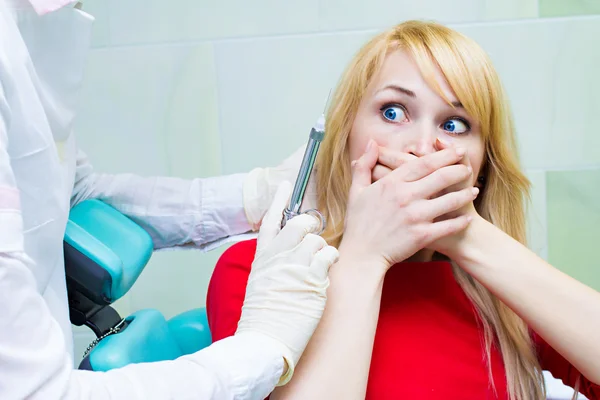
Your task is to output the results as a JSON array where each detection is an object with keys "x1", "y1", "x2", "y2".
[
  {"x1": 235, "y1": 181, "x2": 338, "y2": 386},
  {"x1": 243, "y1": 145, "x2": 318, "y2": 231}
]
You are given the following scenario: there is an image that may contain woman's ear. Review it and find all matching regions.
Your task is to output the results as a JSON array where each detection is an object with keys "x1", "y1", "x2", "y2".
[{"x1": 476, "y1": 175, "x2": 486, "y2": 189}]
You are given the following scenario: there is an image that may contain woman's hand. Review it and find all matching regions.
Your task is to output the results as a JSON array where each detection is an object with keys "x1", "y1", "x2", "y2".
[
  {"x1": 371, "y1": 146, "x2": 418, "y2": 181},
  {"x1": 372, "y1": 138, "x2": 482, "y2": 259},
  {"x1": 430, "y1": 138, "x2": 479, "y2": 217},
  {"x1": 338, "y1": 139, "x2": 478, "y2": 276},
  {"x1": 427, "y1": 138, "x2": 481, "y2": 258}
]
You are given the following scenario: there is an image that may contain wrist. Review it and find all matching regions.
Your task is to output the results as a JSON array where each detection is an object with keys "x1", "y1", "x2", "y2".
[
  {"x1": 451, "y1": 215, "x2": 493, "y2": 265},
  {"x1": 338, "y1": 236, "x2": 386, "y2": 265},
  {"x1": 333, "y1": 250, "x2": 387, "y2": 289}
]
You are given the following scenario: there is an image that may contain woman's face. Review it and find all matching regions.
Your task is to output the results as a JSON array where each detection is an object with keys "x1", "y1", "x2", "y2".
[{"x1": 348, "y1": 49, "x2": 485, "y2": 186}]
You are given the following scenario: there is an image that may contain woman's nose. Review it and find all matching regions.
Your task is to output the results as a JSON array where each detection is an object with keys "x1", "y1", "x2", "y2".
[{"x1": 404, "y1": 125, "x2": 437, "y2": 157}]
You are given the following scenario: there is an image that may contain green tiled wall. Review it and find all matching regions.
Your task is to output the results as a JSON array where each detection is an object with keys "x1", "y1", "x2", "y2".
[
  {"x1": 538, "y1": 0, "x2": 600, "y2": 295},
  {"x1": 547, "y1": 169, "x2": 600, "y2": 291},
  {"x1": 540, "y1": 0, "x2": 600, "y2": 17}
]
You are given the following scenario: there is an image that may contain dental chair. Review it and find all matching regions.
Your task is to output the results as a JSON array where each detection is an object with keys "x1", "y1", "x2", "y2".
[{"x1": 64, "y1": 199, "x2": 212, "y2": 371}]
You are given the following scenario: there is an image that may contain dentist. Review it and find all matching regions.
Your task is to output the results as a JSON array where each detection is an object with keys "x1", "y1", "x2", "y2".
[{"x1": 0, "y1": 0, "x2": 333, "y2": 399}]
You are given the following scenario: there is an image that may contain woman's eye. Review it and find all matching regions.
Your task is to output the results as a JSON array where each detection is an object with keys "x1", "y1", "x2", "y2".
[
  {"x1": 442, "y1": 118, "x2": 469, "y2": 134},
  {"x1": 381, "y1": 106, "x2": 407, "y2": 122}
]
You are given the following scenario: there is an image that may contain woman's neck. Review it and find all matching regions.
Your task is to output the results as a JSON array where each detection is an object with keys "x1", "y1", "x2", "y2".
[{"x1": 405, "y1": 249, "x2": 436, "y2": 263}]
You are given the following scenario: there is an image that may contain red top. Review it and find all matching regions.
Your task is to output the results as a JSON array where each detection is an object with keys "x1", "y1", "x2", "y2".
[{"x1": 206, "y1": 239, "x2": 600, "y2": 399}]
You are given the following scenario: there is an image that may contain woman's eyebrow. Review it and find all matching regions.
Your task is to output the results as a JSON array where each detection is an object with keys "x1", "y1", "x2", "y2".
[
  {"x1": 376, "y1": 84, "x2": 416, "y2": 98},
  {"x1": 376, "y1": 84, "x2": 463, "y2": 108}
]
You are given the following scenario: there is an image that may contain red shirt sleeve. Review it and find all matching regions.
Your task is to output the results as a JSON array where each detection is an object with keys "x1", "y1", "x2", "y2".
[
  {"x1": 534, "y1": 333, "x2": 600, "y2": 399},
  {"x1": 206, "y1": 239, "x2": 258, "y2": 342}
]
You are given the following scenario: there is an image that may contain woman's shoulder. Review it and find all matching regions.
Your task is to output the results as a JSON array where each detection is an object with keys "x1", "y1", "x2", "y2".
[{"x1": 206, "y1": 239, "x2": 258, "y2": 342}]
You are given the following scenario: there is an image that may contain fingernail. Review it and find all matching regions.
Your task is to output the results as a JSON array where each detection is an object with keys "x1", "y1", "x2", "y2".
[
  {"x1": 366, "y1": 140, "x2": 374, "y2": 152},
  {"x1": 351, "y1": 160, "x2": 358, "y2": 168},
  {"x1": 466, "y1": 215, "x2": 473, "y2": 223},
  {"x1": 472, "y1": 187, "x2": 479, "y2": 197},
  {"x1": 456, "y1": 147, "x2": 466, "y2": 157}
]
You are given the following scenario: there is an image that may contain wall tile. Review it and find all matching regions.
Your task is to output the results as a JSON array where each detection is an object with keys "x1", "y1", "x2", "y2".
[
  {"x1": 160, "y1": 46, "x2": 223, "y2": 179},
  {"x1": 128, "y1": 246, "x2": 230, "y2": 319},
  {"x1": 540, "y1": 0, "x2": 600, "y2": 17},
  {"x1": 547, "y1": 168, "x2": 600, "y2": 291},
  {"x1": 214, "y1": 31, "x2": 375, "y2": 174},
  {"x1": 319, "y1": 0, "x2": 537, "y2": 31},
  {"x1": 104, "y1": 0, "x2": 320, "y2": 46},
  {"x1": 453, "y1": 17, "x2": 600, "y2": 170},
  {"x1": 76, "y1": 43, "x2": 221, "y2": 177},
  {"x1": 483, "y1": 0, "x2": 538, "y2": 20}
]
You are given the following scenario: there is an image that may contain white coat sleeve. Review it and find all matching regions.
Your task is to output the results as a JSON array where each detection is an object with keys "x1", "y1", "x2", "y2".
[
  {"x1": 71, "y1": 150, "x2": 254, "y2": 250},
  {"x1": 0, "y1": 86, "x2": 285, "y2": 400}
]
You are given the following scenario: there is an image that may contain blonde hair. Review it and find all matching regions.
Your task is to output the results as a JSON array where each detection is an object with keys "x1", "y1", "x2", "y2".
[{"x1": 316, "y1": 20, "x2": 553, "y2": 400}]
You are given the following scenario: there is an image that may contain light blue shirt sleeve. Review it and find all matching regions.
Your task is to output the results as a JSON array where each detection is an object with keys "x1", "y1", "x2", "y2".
[{"x1": 71, "y1": 150, "x2": 255, "y2": 251}]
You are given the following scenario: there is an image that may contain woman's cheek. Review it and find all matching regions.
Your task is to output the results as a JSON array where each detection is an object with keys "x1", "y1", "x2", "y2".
[
  {"x1": 348, "y1": 114, "x2": 392, "y2": 161},
  {"x1": 348, "y1": 131, "x2": 372, "y2": 161}
]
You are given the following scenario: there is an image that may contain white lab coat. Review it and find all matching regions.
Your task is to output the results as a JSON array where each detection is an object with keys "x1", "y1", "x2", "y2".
[{"x1": 0, "y1": 1, "x2": 284, "y2": 399}]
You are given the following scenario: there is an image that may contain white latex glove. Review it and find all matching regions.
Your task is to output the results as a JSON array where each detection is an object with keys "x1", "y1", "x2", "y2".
[
  {"x1": 235, "y1": 181, "x2": 338, "y2": 386},
  {"x1": 243, "y1": 145, "x2": 318, "y2": 230}
]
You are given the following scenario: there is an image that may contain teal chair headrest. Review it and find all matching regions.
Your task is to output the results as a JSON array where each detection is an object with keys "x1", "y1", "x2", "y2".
[{"x1": 65, "y1": 199, "x2": 153, "y2": 303}]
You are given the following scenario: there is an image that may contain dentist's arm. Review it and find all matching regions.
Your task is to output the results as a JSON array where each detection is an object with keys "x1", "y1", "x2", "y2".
[
  {"x1": 0, "y1": 212, "x2": 327, "y2": 400},
  {"x1": 0, "y1": 128, "x2": 336, "y2": 400},
  {"x1": 71, "y1": 146, "x2": 310, "y2": 250}
]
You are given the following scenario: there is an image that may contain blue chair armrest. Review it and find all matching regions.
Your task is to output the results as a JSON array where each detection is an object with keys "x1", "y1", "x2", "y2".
[
  {"x1": 167, "y1": 308, "x2": 212, "y2": 355},
  {"x1": 86, "y1": 309, "x2": 182, "y2": 371},
  {"x1": 81, "y1": 307, "x2": 212, "y2": 371}
]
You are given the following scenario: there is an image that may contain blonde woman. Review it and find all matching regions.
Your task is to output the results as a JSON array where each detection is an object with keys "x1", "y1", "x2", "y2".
[{"x1": 206, "y1": 21, "x2": 600, "y2": 400}]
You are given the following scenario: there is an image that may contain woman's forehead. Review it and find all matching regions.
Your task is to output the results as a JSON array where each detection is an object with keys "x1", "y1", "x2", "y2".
[{"x1": 367, "y1": 49, "x2": 459, "y2": 105}]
